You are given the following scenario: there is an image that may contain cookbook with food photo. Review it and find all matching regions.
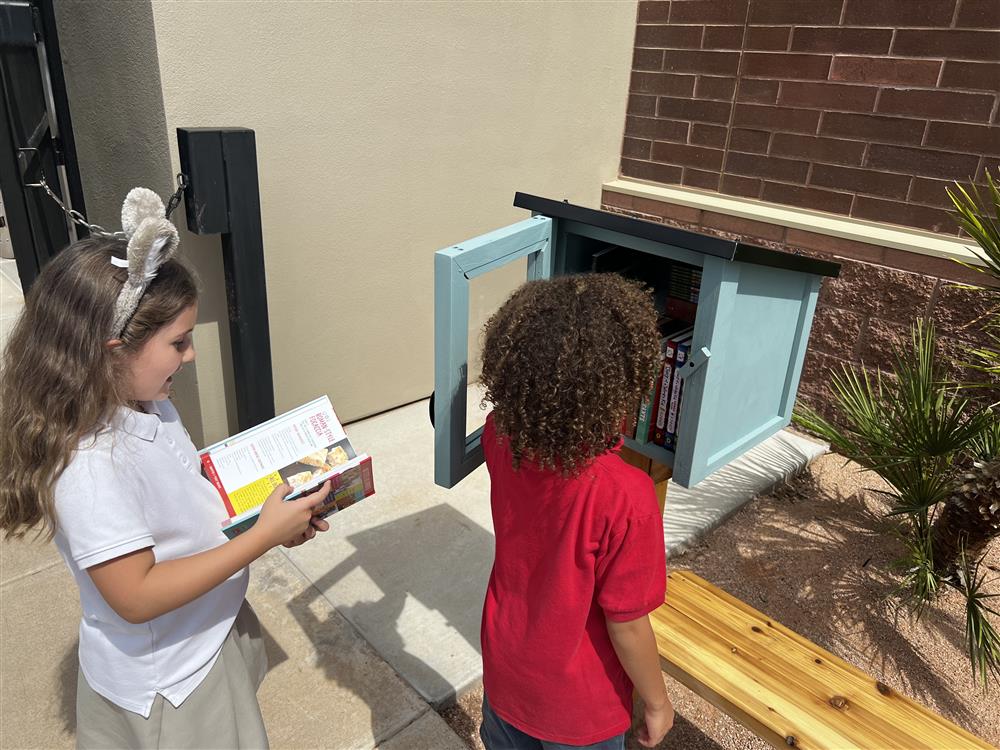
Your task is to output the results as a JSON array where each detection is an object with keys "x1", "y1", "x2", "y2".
[{"x1": 199, "y1": 395, "x2": 376, "y2": 538}]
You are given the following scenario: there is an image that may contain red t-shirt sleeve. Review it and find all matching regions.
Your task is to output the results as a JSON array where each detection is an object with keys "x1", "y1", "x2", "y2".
[{"x1": 595, "y1": 511, "x2": 667, "y2": 622}]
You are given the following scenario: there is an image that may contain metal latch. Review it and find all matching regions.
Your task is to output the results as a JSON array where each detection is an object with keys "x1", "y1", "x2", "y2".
[{"x1": 677, "y1": 346, "x2": 711, "y2": 381}]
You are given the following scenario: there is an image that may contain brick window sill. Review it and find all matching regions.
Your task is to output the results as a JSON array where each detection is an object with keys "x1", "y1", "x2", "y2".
[{"x1": 603, "y1": 178, "x2": 985, "y2": 269}]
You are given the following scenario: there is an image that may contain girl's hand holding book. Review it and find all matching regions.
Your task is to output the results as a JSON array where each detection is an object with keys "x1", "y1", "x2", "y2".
[
  {"x1": 252, "y1": 481, "x2": 332, "y2": 549},
  {"x1": 283, "y1": 515, "x2": 331, "y2": 548}
]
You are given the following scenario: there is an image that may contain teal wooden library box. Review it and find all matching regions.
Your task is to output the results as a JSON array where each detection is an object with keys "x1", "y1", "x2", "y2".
[{"x1": 433, "y1": 193, "x2": 840, "y2": 489}]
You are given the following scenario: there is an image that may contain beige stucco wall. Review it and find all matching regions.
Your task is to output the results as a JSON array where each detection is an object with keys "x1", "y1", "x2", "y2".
[
  {"x1": 142, "y1": 2, "x2": 637, "y2": 443},
  {"x1": 54, "y1": 0, "x2": 211, "y2": 443},
  {"x1": 53, "y1": 2, "x2": 174, "y2": 229}
]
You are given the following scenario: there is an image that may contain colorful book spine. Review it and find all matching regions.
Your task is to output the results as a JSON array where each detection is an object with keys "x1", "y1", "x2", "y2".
[
  {"x1": 635, "y1": 336, "x2": 670, "y2": 443},
  {"x1": 650, "y1": 339, "x2": 676, "y2": 445},
  {"x1": 633, "y1": 383, "x2": 656, "y2": 445},
  {"x1": 623, "y1": 406, "x2": 638, "y2": 440},
  {"x1": 665, "y1": 297, "x2": 697, "y2": 324},
  {"x1": 689, "y1": 268, "x2": 702, "y2": 303},
  {"x1": 665, "y1": 336, "x2": 692, "y2": 450},
  {"x1": 653, "y1": 327, "x2": 691, "y2": 446}
]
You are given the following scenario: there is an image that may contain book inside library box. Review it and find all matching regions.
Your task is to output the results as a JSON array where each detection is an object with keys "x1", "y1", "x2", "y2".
[
  {"x1": 564, "y1": 233, "x2": 704, "y2": 466},
  {"x1": 433, "y1": 192, "x2": 841, "y2": 489}
]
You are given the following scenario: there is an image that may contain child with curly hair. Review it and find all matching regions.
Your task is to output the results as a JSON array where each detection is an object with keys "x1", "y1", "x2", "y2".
[{"x1": 478, "y1": 273, "x2": 675, "y2": 749}]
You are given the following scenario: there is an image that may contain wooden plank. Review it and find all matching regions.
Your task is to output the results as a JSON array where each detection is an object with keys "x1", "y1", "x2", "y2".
[
  {"x1": 655, "y1": 602, "x2": 866, "y2": 749},
  {"x1": 619, "y1": 445, "x2": 652, "y2": 474},
  {"x1": 659, "y1": 599, "x2": 918, "y2": 749},
  {"x1": 659, "y1": 654, "x2": 790, "y2": 749},
  {"x1": 667, "y1": 573, "x2": 988, "y2": 747},
  {"x1": 663, "y1": 573, "x2": 986, "y2": 749},
  {"x1": 653, "y1": 571, "x2": 992, "y2": 750}
]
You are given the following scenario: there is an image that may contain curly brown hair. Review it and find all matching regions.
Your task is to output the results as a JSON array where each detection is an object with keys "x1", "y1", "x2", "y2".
[{"x1": 480, "y1": 273, "x2": 661, "y2": 475}]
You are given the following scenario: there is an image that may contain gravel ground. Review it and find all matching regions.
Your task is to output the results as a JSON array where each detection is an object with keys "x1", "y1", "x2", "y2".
[{"x1": 439, "y1": 452, "x2": 1000, "y2": 749}]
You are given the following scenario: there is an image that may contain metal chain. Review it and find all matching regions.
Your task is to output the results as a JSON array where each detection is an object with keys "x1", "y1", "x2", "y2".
[
  {"x1": 31, "y1": 175, "x2": 125, "y2": 239},
  {"x1": 29, "y1": 172, "x2": 188, "y2": 237},
  {"x1": 164, "y1": 173, "x2": 188, "y2": 220}
]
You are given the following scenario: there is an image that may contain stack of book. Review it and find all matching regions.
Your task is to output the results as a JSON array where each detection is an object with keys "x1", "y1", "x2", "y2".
[
  {"x1": 616, "y1": 255, "x2": 702, "y2": 451},
  {"x1": 628, "y1": 320, "x2": 694, "y2": 450},
  {"x1": 665, "y1": 264, "x2": 701, "y2": 324}
]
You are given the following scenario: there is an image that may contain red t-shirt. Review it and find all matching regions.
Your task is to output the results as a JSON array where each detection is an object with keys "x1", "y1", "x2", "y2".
[{"x1": 481, "y1": 413, "x2": 667, "y2": 745}]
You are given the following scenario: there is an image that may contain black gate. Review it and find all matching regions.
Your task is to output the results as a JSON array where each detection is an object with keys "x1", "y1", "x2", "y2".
[{"x1": 0, "y1": 0, "x2": 84, "y2": 290}]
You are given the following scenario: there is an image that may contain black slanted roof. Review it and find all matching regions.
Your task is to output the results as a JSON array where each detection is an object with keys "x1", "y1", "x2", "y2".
[{"x1": 513, "y1": 192, "x2": 841, "y2": 278}]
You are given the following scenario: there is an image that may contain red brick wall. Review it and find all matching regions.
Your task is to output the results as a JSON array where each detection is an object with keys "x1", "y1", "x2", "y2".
[{"x1": 624, "y1": 0, "x2": 1000, "y2": 234}]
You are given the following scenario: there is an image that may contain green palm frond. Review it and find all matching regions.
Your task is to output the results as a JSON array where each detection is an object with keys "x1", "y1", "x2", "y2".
[
  {"x1": 874, "y1": 472, "x2": 955, "y2": 516},
  {"x1": 947, "y1": 171, "x2": 1000, "y2": 286},
  {"x1": 952, "y1": 545, "x2": 1000, "y2": 688},
  {"x1": 968, "y1": 410, "x2": 1000, "y2": 461},
  {"x1": 797, "y1": 182, "x2": 1000, "y2": 685},
  {"x1": 794, "y1": 321, "x2": 987, "y2": 495},
  {"x1": 964, "y1": 321, "x2": 1000, "y2": 381},
  {"x1": 893, "y1": 518, "x2": 940, "y2": 613}
]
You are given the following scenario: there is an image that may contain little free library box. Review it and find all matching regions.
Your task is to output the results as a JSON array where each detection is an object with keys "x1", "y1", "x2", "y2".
[{"x1": 433, "y1": 193, "x2": 840, "y2": 489}]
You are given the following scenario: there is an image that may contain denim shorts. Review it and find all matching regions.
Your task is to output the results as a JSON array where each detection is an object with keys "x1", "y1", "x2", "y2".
[{"x1": 479, "y1": 693, "x2": 626, "y2": 750}]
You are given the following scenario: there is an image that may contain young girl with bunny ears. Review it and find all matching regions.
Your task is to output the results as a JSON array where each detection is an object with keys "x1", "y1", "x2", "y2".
[{"x1": 0, "y1": 188, "x2": 329, "y2": 748}]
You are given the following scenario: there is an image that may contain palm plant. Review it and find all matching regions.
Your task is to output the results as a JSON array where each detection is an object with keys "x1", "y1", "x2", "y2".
[
  {"x1": 943, "y1": 170, "x2": 1000, "y2": 590},
  {"x1": 796, "y1": 324, "x2": 999, "y2": 686},
  {"x1": 795, "y1": 321, "x2": 991, "y2": 561},
  {"x1": 947, "y1": 171, "x2": 1000, "y2": 280},
  {"x1": 794, "y1": 170, "x2": 1000, "y2": 687},
  {"x1": 947, "y1": 171, "x2": 1000, "y2": 380}
]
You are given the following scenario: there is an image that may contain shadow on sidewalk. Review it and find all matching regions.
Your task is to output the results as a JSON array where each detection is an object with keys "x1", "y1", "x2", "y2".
[
  {"x1": 57, "y1": 643, "x2": 77, "y2": 734},
  {"x1": 285, "y1": 502, "x2": 493, "y2": 743}
]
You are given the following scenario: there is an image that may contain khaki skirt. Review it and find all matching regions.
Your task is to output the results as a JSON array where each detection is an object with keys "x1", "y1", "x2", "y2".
[{"x1": 75, "y1": 600, "x2": 269, "y2": 750}]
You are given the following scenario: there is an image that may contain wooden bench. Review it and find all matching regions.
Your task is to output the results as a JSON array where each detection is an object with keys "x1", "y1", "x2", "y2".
[
  {"x1": 651, "y1": 571, "x2": 992, "y2": 750},
  {"x1": 615, "y1": 448, "x2": 990, "y2": 750}
]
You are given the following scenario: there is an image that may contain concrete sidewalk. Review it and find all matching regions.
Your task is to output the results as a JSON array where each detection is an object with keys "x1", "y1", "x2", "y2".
[{"x1": 0, "y1": 536, "x2": 468, "y2": 749}]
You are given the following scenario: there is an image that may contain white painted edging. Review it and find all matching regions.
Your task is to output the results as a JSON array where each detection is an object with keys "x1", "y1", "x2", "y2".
[{"x1": 604, "y1": 178, "x2": 985, "y2": 268}]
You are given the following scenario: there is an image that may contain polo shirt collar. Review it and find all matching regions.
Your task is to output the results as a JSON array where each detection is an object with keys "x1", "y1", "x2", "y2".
[{"x1": 115, "y1": 401, "x2": 162, "y2": 442}]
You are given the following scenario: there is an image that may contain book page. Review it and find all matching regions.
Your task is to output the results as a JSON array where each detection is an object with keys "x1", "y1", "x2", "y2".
[{"x1": 203, "y1": 397, "x2": 353, "y2": 515}]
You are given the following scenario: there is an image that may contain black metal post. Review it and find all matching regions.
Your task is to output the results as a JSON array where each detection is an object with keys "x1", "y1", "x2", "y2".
[{"x1": 177, "y1": 127, "x2": 275, "y2": 431}]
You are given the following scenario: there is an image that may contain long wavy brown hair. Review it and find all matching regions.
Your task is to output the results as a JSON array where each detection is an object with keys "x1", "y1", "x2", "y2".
[
  {"x1": 480, "y1": 273, "x2": 660, "y2": 475},
  {"x1": 0, "y1": 237, "x2": 198, "y2": 540}
]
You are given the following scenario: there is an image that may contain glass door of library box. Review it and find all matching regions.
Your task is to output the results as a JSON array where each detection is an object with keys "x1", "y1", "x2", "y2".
[{"x1": 433, "y1": 193, "x2": 836, "y2": 490}]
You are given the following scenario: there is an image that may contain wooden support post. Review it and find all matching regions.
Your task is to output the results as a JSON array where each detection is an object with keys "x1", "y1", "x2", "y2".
[
  {"x1": 650, "y1": 460, "x2": 672, "y2": 519},
  {"x1": 620, "y1": 445, "x2": 672, "y2": 518}
]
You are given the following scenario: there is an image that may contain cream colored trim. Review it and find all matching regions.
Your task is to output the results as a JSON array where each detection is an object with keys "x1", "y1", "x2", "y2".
[{"x1": 603, "y1": 178, "x2": 986, "y2": 267}]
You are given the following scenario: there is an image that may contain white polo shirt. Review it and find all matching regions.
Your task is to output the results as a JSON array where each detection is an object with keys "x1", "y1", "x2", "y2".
[{"x1": 53, "y1": 399, "x2": 248, "y2": 717}]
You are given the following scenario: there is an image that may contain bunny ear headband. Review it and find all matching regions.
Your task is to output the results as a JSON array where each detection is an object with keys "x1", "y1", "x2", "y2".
[{"x1": 108, "y1": 188, "x2": 180, "y2": 339}]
